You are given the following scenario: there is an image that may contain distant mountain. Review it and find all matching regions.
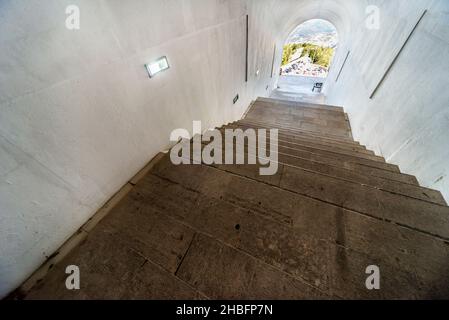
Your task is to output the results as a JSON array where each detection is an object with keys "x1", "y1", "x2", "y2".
[{"x1": 287, "y1": 19, "x2": 338, "y2": 47}]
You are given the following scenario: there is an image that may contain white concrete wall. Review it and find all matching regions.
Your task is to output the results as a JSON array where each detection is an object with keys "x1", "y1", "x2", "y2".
[
  {"x1": 1, "y1": 0, "x2": 449, "y2": 298},
  {"x1": 264, "y1": 0, "x2": 449, "y2": 201},
  {"x1": 325, "y1": 0, "x2": 449, "y2": 203},
  {"x1": 0, "y1": 0, "x2": 278, "y2": 297}
]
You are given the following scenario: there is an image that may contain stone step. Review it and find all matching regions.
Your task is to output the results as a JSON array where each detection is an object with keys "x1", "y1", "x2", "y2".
[
  {"x1": 226, "y1": 142, "x2": 412, "y2": 184},
  {"x1": 249, "y1": 103, "x2": 349, "y2": 128},
  {"x1": 191, "y1": 140, "x2": 442, "y2": 204},
  {"x1": 225, "y1": 124, "x2": 375, "y2": 157},
  {"x1": 24, "y1": 201, "x2": 204, "y2": 299},
  {"x1": 253, "y1": 99, "x2": 346, "y2": 115},
  {"x1": 246, "y1": 104, "x2": 350, "y2": 131},
  {"x1": 256, "y1": 97, "x2": 345, "y2": 114},
  {"x1": 237, "y1": 119, "x2": 361, "y2": 146},
  {"x1": 219, "y1": 127, "x2": 383, "y2": 163},
  {"x1": 251, "y1": 104, "x2": 347, "y2": 124},
  {"x1": 230, "y1": 122, "x2": 366, "y2": 151},
  {"x1": 212, "y1": 129, "x2": 403, "y2": 175},
  {"x1": 133, "y1": 177, "x2": 331, "y2": 293},
  {"x1": 148, "y1": 157, "x2": 449, "y2": 298},
  {"x1": 156, "y1": 153, "x2": 449, "y2": 241},
  {"x1": 248, "y1": 105, "x2": 349, "y2": 128},
  {"x1": 27, "y1": 158, "x2": 449, "y2": 299},
  {"x1": 245, "y1": 115, "x2": 352, "y2": 139},
  {"x1": 240, "y1": 118, "x2": 354, "y2": 142},
  {"x1": 242, "y1": 113, "x2": 349, "y2": 132},
  {"x1": 176, "y1": 233, "x2": 326, "y2": 299},
  {"x1": 247, "y1": 103, "x2": 348, "y2": 125}
]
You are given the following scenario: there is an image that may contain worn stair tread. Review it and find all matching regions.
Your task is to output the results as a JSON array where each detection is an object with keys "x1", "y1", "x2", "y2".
[
  {"x1": 248, "y1": 105, "x2": 349, "y2": 128},
  {"x1": 224, "y1": 124, "x2": 378, "y2": 158},
  {"x1": 230, "y1": 122, "x2": 367, "y2": 151},
  {"x1": 136, "y1": 172, "x2": 449, "y2": 299},
  {"x1": 240, "y1": 118, "x2": 353, "y2": 142},
  {"x1": 245, "y1": 108, "x2": 351, "y2": 135},
  {"x1": 242, "y1": 115, "x2": 349, "y2": 134},
  {"x1": 245, "y1": 117, "x2": 352, "y2": 139},
  {"x1": 247, "y1": 109, "x2": 351, "y2": 132},
  {"x1": 190, "y1": 139, "x2": 439, "y2": 203},
  {"x1": 240, "y1": 118, "x2": 354, "y2": 142},
  {"x1": 192, "y1": 139, "x2": 443, "y2": 204},
  {"x1": 197, "y1": 134, "x2": 415, "y2": 184},
  {"x1": 176, "y1": 233, "x2": 327, "y2": 299},
  {"x1": 219, "y1": 127, "x2": 384, "y2": 163},
  {"x1": 240, "y1": 116, "x2": 352, "y2": 135},
  {"x1": 28, "y1": 161, "x2": 449, "y2": 299},
  {"x1": 155, "y1": 159, "x2": 449, "y2": 240},
  {"x1": 249, "y1": 104, "x2": 349, "y2": 128},
  {"x1": 256, "y1": 97, "x2": 345, "y2": 113},
  {"x1": 239, "y1": 142, "x2": 412, "y2": 184},
  {"x1": 212, "y1": 129, "x2": 405, "y2": 177},
  {"x1": 24, "y1": 212, "x2": 204, "y2": 300},
  {"x1": 237, "y1": 119, "x2": 362, "y2": 146},
  {"x1": 151, "y1": 155, "x2": 449, "y2": 254},
  {"x1": 226, "y1": 123, "x2": 369, "y2": 154}
]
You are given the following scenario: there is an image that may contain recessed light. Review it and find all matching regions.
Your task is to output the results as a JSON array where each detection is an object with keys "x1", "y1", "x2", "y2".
[{"x1": 145, "y1": 56, "x2": 169, "y2": 78}]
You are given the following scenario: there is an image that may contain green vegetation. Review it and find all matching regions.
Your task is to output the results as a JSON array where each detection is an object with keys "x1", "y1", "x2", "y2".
[
  {"x1": 281, "y1": 43, "x2": 301, "y2": 66},
  {"x1": 281, "y1": 43, "x2": 334, "y2": 68}
]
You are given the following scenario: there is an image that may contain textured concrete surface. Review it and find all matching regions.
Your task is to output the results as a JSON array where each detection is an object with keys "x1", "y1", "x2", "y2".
[{"x1": 22, "y1": 98, "x2": 449, "y2": 300}]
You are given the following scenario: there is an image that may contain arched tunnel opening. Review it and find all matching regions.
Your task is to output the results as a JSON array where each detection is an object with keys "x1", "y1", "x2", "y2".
[{"x1": 274, "y1": 19, "x2": 339, "y2": 103}]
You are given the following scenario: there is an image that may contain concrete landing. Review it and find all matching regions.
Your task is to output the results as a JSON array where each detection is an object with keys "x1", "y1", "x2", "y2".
[{"x1": 271, "y1": 75, "x2": 327, "y2": 104}]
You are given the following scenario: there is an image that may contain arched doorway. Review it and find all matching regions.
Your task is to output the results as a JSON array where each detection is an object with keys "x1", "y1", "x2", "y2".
[{"x1": 274, "y1": 19, "x2": 339, "y2": 103}]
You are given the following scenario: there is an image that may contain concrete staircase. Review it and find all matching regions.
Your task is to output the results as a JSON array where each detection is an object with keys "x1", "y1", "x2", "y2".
[{"x1": 23, "y1": 97, "x2": 449, "y2": 299}]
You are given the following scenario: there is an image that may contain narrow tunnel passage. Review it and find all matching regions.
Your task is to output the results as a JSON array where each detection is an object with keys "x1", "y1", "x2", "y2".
[{"x1": 1, "y1": 0, "x2": 449, "y2": 301}]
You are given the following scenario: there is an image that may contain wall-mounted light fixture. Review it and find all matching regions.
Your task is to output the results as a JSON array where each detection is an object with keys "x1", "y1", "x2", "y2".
[{"x1": 145, "y1": 56, "x2": 169, "y2": 78}]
